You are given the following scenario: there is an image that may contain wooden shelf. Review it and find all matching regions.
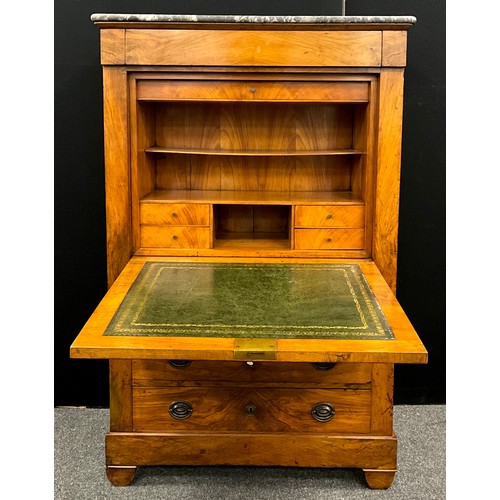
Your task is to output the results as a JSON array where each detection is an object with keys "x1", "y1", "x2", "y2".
[
  {"x1": 145, "y1": 146, "x2": 366, "y2": 156},
  {"x1": 141, "y1": 190, "x2": 365, "y2": 205}
]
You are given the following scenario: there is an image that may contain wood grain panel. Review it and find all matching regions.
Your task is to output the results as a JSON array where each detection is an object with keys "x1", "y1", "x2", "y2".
[
  {"x1": 106, "y1": 432, "x2": 397, "y2": 468},
  {"x1": 295, "y1": 205, "x2": 365, "y2": 228},
  {"x1": 100, "y1": 29, "x2": 125, "y2": 64},
  {"x1": 109, "y1": 360, "x2": 132, "y2": 431},
  {"x1": 132, "y1": 387, "x2": 371, "y2": 433},
  {"x1": 103, "y1": 67, "x2": 131, "y2": 286},
  {"x1": 370, "y1": 363, "x2": 394, "y2": 435},
  {"x1": 137, "y1": 80, "x2": 370, "y2": 102},
  {"x1": 294, "y1": 229, "x2": 365, "y2": 249},
  {"x1": 382, "y1": 31, "x2": 408, "y2": 67},
  {"x1": 140, "y1": 203, "x2": 210, "y2": 225},
  {"x1": 140, "y1": 226, "x2": 211, "y2": 248},
  {"x1": 132, "y1": 360, "x2": 372, "y2": 387},
  {"x1": 126, "y1": 30, "x2": 381, "y2": 67},
  {"x1": 373, "y1": 69, "x2": 405, "y2": 291}
]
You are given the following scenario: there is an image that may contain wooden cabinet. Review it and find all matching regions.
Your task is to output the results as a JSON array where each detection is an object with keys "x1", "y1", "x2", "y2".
[{"x1": 70, "y1": 14, "x2": 427, "y2": 490}]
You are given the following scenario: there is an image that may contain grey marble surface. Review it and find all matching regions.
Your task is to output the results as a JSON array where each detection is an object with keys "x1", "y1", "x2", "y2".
[{"x1": 90, "y1": 13, "x2": 417, "y2": 24}]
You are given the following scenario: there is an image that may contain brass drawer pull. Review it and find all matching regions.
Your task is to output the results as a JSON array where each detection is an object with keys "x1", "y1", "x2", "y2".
[
  {"x1": 172, "y1": 235, "x2": 178, "y2": 240},
  {"x1": 171, "y1": 212, "x2": 177, "y2": 217},
  {"x1": 326, "y1": 237, "x2": 332, "y2": 242},
  {"x1": 326, "y1": 214, "x2": 333, "y2": 219},
  {"x1": 246, "y1": 404, "x2": 257, "y2": 416},
  {"x1": 312, "y1": 362, "x2": 336, "y2": 371},
  {"x1": 168, "y1": 360, "x2": 192, "y2": 369},
  {"x1": 311, "y1": 402, "x2": 335, "y2": 422},
  {"x1": 169, "y1": 400, "x2": 193, "y2": 420}
]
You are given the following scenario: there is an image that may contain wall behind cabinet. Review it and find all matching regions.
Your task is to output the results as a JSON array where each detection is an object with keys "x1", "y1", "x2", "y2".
[{"x1": 54, "y1": 0, "x2": 445, "y2": 405}]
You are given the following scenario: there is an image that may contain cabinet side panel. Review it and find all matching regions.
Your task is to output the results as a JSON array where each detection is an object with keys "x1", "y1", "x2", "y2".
[
  {"x1": 109, "y1": 360, "x2": 133, "y2": 431},
  {"x1": 370, "y1": 363, "x2": 394, "y2": 435},
  {"x1": 103, "y1": 67, "x2": 131, "y2": 286},
  {"x1": 373, "y1": 69, "x2": 404, "y2": 291}
]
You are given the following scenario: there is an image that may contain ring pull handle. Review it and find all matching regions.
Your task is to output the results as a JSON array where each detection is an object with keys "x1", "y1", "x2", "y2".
[
  {"x1": 312, "y1": 362, "x2": 336, "y2": 371},
  {"x1": 169, "y1": 400, "x2": 193, "y2": 420},
  {"x1": 311, "y1": 402, "x2": 335, "y2": 422},
  {"x1": 168, "y1": 360, "x2": 192, "y2": 369}
]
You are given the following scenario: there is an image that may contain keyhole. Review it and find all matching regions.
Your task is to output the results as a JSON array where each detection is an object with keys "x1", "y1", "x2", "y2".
[{"x1": 246, "y1": 404, "x2": 257, "y2": 416}]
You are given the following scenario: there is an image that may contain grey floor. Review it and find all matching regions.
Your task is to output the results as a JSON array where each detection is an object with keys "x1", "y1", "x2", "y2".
[{"x1": 54, "y1": 405, "x2": 445, "y2": 500}]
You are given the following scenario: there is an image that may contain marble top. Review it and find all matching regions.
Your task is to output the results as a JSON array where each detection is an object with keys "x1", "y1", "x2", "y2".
[{"x1": 91, "y1": 13, "x2": 416, "y2": 25}]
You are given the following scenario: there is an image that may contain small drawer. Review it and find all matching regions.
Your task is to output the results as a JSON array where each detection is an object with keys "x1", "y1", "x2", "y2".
[
  {"x1": 294, "y1": 228, "x2": 364, "y2": 250},
  {"x1": 132, "y1": 386, "x2": 371, "y2": 434},
  {"x1": 133, "y1": 360, "x2": 372, "y2": 388},
  {"x1": 141, "y1": 225, "x2": 211, "y2": 248},
  {"x1": 137, "y1": 80, "x2": 370, "y2": 103},
  {"x1": 140, "y1": 203, "x2": 210, "y2": 226},
  {"x1": 295, "y1": 205, "x2": 365, "y2": 228}
]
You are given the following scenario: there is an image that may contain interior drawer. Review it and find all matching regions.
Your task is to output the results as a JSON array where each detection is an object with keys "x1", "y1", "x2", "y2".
[
  {"x1": 295, "y1": 205, "x2": 365, "y2": 228},
  {"x1": 294, "y1": 228, "x2": 365, "y2": 249},
  {"x1": 140, "y1": 225, "x2": 211, "y2": 248},
  {"x1": 133, "y1": 386, "x2": 371, "y2": 433},
  {"x1": 132, "y1": 360, "x2": 372, "y2": 388},
  {"x1": 140, "y1": 203, "x2": 210, "y2": 226}
]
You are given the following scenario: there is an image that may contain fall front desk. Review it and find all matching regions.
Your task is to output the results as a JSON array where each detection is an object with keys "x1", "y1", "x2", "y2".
[
  {"x1": 70, "y1": 13, "x2": 427, "y2": 490},
  {"x1": 71, "y1": 257, "x2": 427, "y2": 489}
]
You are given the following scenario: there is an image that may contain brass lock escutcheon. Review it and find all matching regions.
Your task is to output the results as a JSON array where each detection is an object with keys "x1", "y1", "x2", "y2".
[
  {"x1": 311, "y1": 402, "x2": 335, "y2": 422},
  {"x1": 169, "y1": 400, "x2": 193, "y2": 420},
  {"x1": 246, "y1": 404, "x2": 257, "y2": 416}
]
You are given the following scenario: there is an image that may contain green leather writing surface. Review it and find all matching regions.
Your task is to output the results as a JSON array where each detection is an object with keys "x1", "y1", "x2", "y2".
[{"x1": 104, "y1": 262, "x2": 395, "y2": 340}]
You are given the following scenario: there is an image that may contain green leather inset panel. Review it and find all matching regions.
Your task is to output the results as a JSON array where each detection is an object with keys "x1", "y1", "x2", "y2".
[{"x1": 104, "y1": 262, "x2": 395, "y2": 340}]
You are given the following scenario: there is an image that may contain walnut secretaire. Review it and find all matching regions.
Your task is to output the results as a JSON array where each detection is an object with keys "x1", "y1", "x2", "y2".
[{"x1": 70, "y1": 14, "x2": 427, "y2": 489}]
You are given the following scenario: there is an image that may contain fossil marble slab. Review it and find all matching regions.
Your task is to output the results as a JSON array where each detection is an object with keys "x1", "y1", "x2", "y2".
[{"x1": 90, "y1": 13, "x2": 416, "y2": 24}]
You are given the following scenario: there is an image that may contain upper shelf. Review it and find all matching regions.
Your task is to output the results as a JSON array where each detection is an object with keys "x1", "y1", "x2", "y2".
[
  {"x1": 90, "y1": 14, "x2": 417, "y2": 25},
  {"x1": 145, "y1": 147, "x2": 367, "y2": 157}
]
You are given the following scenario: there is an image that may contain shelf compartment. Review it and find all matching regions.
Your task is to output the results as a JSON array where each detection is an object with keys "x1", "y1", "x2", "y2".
[
  {"x1": 141, "y1": 190, "x2": 365, "y2": 206},
  {"x1": 146, "y1": 146, "x2": 367, "y2": 156}
]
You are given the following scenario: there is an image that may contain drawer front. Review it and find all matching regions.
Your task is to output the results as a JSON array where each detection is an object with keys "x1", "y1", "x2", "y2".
[
  {"x1": 133, "y1": 360, "x2": 372, "y2": 388},
  {"x1": 128, "y1": 30, "x2": 381, "y2": 68},
  {"x1": 137, "y1": 80, "x2": 370, "y2": 103},
  {"x1": 294, "y1": 228, "x2": 364, "y2": 249},
  {"x1": 295, "y1": 205, "x2": 365, "y2": 228},
  {"x1": 133, "y1": 386, "x2": 371, "y2": 434},
  {"x1": 141, "y1": 225, "x2": 211, "y2": 248},
  {"x1": 140, "y1": 203, "x2": 210, "y2": 226}
]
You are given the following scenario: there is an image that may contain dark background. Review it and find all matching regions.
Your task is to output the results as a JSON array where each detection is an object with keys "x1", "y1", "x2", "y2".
[{"x1": 54, "y1": 0, "x2": 445, "y2": 407}]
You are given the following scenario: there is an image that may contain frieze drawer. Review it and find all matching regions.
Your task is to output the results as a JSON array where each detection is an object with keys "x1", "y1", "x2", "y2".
[
  {"x1": 132, "y1": 386, "x2": 371, "y2": 433},
  {"x1": 132, "y1": 360, "x2": 372, "y2": 388}
]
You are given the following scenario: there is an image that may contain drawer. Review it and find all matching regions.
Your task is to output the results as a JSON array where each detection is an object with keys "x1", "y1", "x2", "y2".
[
  {"x1": 133, "y1": 386, "x2": 371, "y2": 434},
  {"x1": 133, "y1": 360, "x2": 372, "y2": 388},
  {"x1": 294, "y1": 228, "x2": 364, "y2": 249},
  {"x1": 295, "y1": 205, "x2": 365, "y2": 228},
  {"x1": 141, "y1": 225, "x2": 211, "y2": 248},
  {"x1": 140, "y1": 203, "x2": 210, "y2": 226},
  {"x1": 137, "y1": 79, "x2": 370, "y2": 103},
  {"x1": 128, "y1": 30, "x2": 381, "y2": 68}
]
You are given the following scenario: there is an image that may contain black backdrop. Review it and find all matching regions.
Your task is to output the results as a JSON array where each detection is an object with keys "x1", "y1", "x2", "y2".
[{"x1": 54, "y1": 0, "x2": 445, "y2": 406}]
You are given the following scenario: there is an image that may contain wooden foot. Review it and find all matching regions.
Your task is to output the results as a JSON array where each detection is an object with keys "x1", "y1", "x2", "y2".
[
  {"x1": 106, "y1": 466, "x2": 137, "y2": 486},
  {"x1": 363, "y1": 469, "x2": 396, "y2": 489}
]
